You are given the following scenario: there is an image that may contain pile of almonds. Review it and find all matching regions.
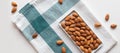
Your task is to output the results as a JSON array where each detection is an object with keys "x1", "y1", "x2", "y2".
[
  {"x1": 61, "y1": 11, "x2": 102, "y2": 53},
  {"x1": 11, "y1": 1, "x2": 17, "y2": 13}
]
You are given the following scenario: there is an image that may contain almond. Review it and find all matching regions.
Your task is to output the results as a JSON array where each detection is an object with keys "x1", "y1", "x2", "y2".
[
  {"x1": 96, "y1": 39, "x2": 102, "y2": 44},
  {"x1": 58, "y1": 0, "x2": 63, "y2": 4},
  {"x1": 80, "y1": 46, "x2": 85, "y2": 51},
  {"x1": 11, "y1": 1, "x2": 17, "y2": 7},
  {"x1": 65, "y1": 16, "x2": 71, "y2": 21},
  {"x1": 61, "y1": 47, "x2": 66, "y2": 53},
  {"x1": 111, "y1": 24, "x2": 117, "y2": 29},
  {"x1": 72, "y1": 12, "x2": 78, "y2": 17},
  {"x1": 69, "y1": 28, "x2": 75, "y2": 32},
  {"x1": 88, "y1": 48, "x2": 92, "y2": 53},
  {"x1": 61, "y1": 22, "x2": 66, "y2": 28},
  {"x1": 105, "y1": 14, "x2": 109, "y2": 21},
  {"x1": 32, "y1": 33, "x2": 38, "y2": 39},
  {"x1": 65, "y1": 21, "x2": 71, "y2": 26},
  {"x1": 80, "y1": 22, "x2": 86, "y2": 27},
  {"x1": 94, "y1": 22, "x2": 101, "y2": 27},
  {"x1": 11, "y1": 7, "x2": 17, "y2": 13},
  {"x1": 56, "y1": 40, "x2": 63, "y2": 45}
]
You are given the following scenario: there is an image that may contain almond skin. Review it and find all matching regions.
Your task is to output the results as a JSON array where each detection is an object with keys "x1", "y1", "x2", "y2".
[{"x1": 56, "y1": 40, "x2": 63, "y2": 45}]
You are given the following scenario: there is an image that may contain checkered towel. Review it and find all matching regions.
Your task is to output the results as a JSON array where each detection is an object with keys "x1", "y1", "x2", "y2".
[{"x1": 12, "y1": 0, "x2": 117, "y2": 53}]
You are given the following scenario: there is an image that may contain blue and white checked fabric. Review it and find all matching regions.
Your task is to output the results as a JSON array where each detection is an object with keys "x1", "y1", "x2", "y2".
[{"x1": 12, "y1": 0, "x2": 117, "y2": 53}]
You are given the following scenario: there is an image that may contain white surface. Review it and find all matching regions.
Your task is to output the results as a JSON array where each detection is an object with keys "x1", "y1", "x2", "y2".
[{"x1": 0, "y1": 0, "x2": 120, "y2": 53}]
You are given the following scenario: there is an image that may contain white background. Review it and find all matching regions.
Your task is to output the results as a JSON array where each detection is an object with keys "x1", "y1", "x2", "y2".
[{"x1": 0, "y1": 0, "x2": 120, "y2": 53}]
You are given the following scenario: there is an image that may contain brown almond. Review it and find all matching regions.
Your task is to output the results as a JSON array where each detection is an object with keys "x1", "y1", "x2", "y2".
[
  {"x1": 65, "y1": 21, "x2": 71, "y2": 26},
  {"x1": 89, "y1": 31, "x2": 94, "y2": 35},
  {"x1": 85, "y1": 30, "x2": 90, "y2": 35},
  {"x1": 84, "y1": 49, "x2": 89, "y2": 53},
  {"x1": 84, "y1": 45, "x2": 89, "y2": 48},
  {"x1": 70, "y1": 16, "x2": 76, "y2": 20},
  {"x1": 11, "y1": 7, "x2": 17, "y2": 13},
  {"x1": 90, "y1": 38, "x2": 94, "y2": 43},
  {"x1": 75, "y1": 31, "x2": 81, "y2": 36},
  {"x1": 96, "y1": 39, "x2": 102, "y2": 44},
  {"x1": 75, "y1": 18, "x2": 80, "y2": 23},
  {"x1": 76, "y1": 36, "x2": 80, "y2": 41},
  {"x1": 69, "y1": 20, "x2": 75, "y2": 24},
  {"x1": 93, "y1": 40, "x2": 97, "y2": 44},
  {"x1": 111, "y1": 24, "x2": 117, "y2": 29},
  {"x1": 71, "y1": 35, "x2": 76, "y2": 41},
  {"x1": 32, "y1": 33, "x2": 38, "y2": 39},
  {"x1": 81, "y1": 27, "x2": 86, "y2": 30},
  {"x1": 81, "y1": 34, "x2": 87, "y2": 37},
  {"x1": 87, "y1": 40, "x2": 91, "y2": 45},
  {"x1": 67, "y1": 31, "x2": 73, "y2": 35},
  {"x1": 86, "y1": 36, "x2": 91, "y2": 40},
  {"x1": 77, "y1": 17, "x2": 83, "y2": 22},
  {"x1": 76, "y1": 23, "x2": 81, "y2": 27},
  {"x1": 80, "y1": 22, "x2": 86, "y2": 27},
  {"x1": 11, "y1": 1, "x2": 17, "y2": 7},
  {"x1": 94, "y1": 22, "x2": 101, "y2": 27},
  {"x1": 61, "y1": 22, "x2": 66, "y2": 28},
  {"x1": 74, "y1": 27, "x2": 80, "y2": 31},
  {"x1": 92, "y1": 34, "x2": 97, "y2": 39},
  {"x1": 88, "y1": 48, "x2": 92, "y2": 53},
  {"x1": 73, "y1": 32, "x2": 77, "y2": 36},
  {"x1": 56, "y1": 40, "x2": 63, "y2": 45},
  {"x1": 65, "y1": 26, "x2": 69, "y2": 31},
  {"x1": 80, "y1": 46, "x2": 85, "y2": 51},
  {"x1": 59, "y1": 0, "x2": 63, "y2": 4},
  {"x1": 94, "y1": 43, "x2": 99, "y2": 49},
  {"x1": 65, "y1": 16, "x2": 71, "y2": 21},
  {"x1": 72, "y1": 12, "x2": 78, "y2": 17},
  {"x1": 80, "y1": 37, "x2": 85, "y2": 41},
  {"x1": 89, "y1": 44, "x2": 94, "y2": 50},
  {"x1": 69, "y1": 28, "x2": 75, "y2": 32},
  {"x1": 86, "y1": 26, "x2": 90, "y2": 30},
  {"x1": 70, "y1": 24, "x2": 76, "y2": 28},
  {"x1": 79, "y1": 30, "x2": 85, "y2": 33},
  {"x1": 81, "y1": 41, "x2": 85, "y2": 45},
  {"x1": 75, "y1": 41, "x2": 81, "y2": 46},
  {"x1": 105, "y1": 14, "x2": 109, "y2": 21},
  {"x1": 61, "y1": 47, "x2": 66, "y2": 53}
]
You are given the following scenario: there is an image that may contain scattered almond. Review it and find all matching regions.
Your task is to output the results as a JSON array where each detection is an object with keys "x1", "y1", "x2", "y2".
[
  {"x1": 61, "y1": 47, "x2": 66, "y2": 53},
  {"x1": 105, "y1": 14, "x2": 109, "y2": 21},
  {"x1": 111, "y1": 24, "x2": 117, "y2": 29},
  {"x1": 56, "y1": 40, "x2": 63, "y2": 45},
  {"x1": 94, "y1": 22, "x2": 101, "y2": 27},
  {"x1": 32, "y1": 33, "x2": 38, "y2": 39},
  {"x1": 59, "y1": 0, "x2": 63, "y2": 4},
  {"x1": 11, "y1": 1, "x2": 17, "y2": 7},
  {"x1": 11, "y1": 7, "x2": 17, "y2": 13}
]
